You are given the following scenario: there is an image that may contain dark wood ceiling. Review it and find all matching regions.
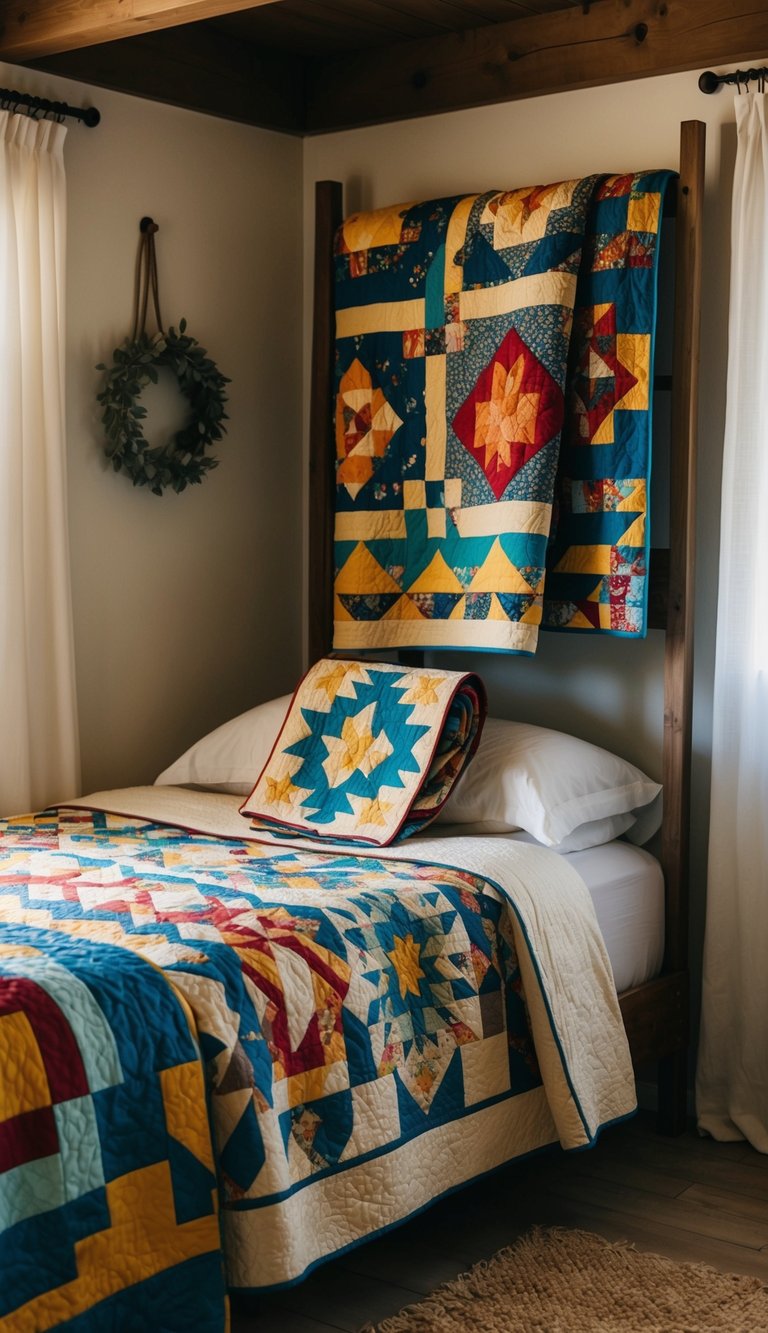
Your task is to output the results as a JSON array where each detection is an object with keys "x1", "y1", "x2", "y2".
[
  {"x1": 13, "y1": 0, "x2": 768, "y2": 136},
  {"x1": 212, "y1": 0, "x2": 585, "y2": 56}
]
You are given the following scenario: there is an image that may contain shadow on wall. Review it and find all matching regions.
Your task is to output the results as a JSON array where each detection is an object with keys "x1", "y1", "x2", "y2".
[{"x1": 438, "y1": 628, "x2": 666, "y2": 781}]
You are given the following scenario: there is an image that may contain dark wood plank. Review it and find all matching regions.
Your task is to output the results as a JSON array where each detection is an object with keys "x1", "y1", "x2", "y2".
[
  {"x1": 677, "y1": 1182, "x2": 768, "y2": 1227},
  {"x1": 308, "y1": 181, "x2": 344, "y2": 665},
  {"x1": 548, "y1": 1174, "x2": 768, "y2": 1250},
  {"x1": 269, "y1": 1266, "x2": 423, "y2": 1332},
  {"x1": 231, "y1": 1304, "x2": 343, "y2": 1333},
  {"x1": 661, "y1": 120, "x2": 704, "y2": 975},
  {"x1": 30, "y1": 22, "x2": 305, "y2": 134},
  {"x1": 217, "y1": 0, "x2": 601, "y2": 59},
  {"x1": 650, "y1": 120, "x2": 704, "y2": 1138},
  {"x1": 618, "y1": 973, "x2": 688, "y2": 1070},
  {"x1": 304, "y1": 0, "x2": 768, "y2": 133},
  {"x1": 647, "y1": 546, "x2": 670, "y2": 632}
]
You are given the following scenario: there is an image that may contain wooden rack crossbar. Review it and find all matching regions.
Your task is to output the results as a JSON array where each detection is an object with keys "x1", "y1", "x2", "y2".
[{"x1": 308, "y1": 120, "x2": 705, "y2": 1134}]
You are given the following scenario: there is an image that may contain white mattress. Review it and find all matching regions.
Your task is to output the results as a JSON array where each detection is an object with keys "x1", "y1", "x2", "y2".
[{"x1": 509, "y1": 834, "x2": 665, "y2": 993}]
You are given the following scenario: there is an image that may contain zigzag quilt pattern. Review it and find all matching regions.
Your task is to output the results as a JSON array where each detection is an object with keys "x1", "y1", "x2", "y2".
[
  {"x1": 0, "y1": 807, "x2": 540, "y2": 1304},
  {"x1": 0, "y1": 913, "x2": 226, "y2": 1331},
  {"x1": 241, "y1": 658, "x2": 485, "y2": 845},
  {"x1": 332, "y1": 171, "x2": 672, "y2": 652}
]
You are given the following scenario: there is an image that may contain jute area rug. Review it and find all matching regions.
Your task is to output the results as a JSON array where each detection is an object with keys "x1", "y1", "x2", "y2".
[{"x1": 364, "y1": 1227, "x2": 768, "y2": 1332}]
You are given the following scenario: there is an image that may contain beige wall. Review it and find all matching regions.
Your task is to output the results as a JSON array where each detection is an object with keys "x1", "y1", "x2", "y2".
[
  {"x1": 303, "y1": 69, "x2": 748, "y2": 1023},
  {"x1": 1, "y1": 62, "x2": 304, "y2": 795}
]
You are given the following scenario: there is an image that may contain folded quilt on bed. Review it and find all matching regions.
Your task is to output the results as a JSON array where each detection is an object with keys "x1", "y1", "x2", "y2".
[
  {"x1": 333, "y1": 170, "x2": 673, "y2": 653},
  {"x1": 0, "y1": 789, "x2": 636, "y2": 1298},
  {"x1": 240, "y1": 657, "x2": 486, "y2": 846},
  {"x1": 0, "y1": 919, "x2": 226, "y2": 1331}
]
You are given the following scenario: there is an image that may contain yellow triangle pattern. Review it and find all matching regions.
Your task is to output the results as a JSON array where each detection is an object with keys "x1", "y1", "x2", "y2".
[
  {"x1": 520, "y1": 599, "x2": 542, "y2": 625},
  {"x1": 617, "y1": 480, "x2": 646, "y2": 512},
  {"x1": 407, "y1": 551, "x2": 464, "y2": 594},
  {"x1": 383, "y1": 596, "x2": 425, "y2": 620},
  {"x1": 487, "y1": 594, "x2": 509, "y2": 621},
  {"x1": 567, "y1": 608, "x2": 595, "y2": 629},
  {"x1": 336, "y1": 543, "x2": 401, "y2": 595},
  {"x1": 554, "y1": 544, "x2": 612, "y2": 576},
  {"x1": 468, "y1": 538, "x2": 535, "y2": 593},
  {"x1": 618, "y1": 514, "x2": 645, "y2": 547}
]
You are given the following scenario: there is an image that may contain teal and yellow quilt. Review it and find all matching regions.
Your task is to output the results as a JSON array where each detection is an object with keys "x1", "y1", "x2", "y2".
[
  {"x1": 241, "y1": 658, "x2": 485, "y2": 845},
  {"x1": 543, "y1": 171, "x2": 672, "y2": 633},
  {"x1": 332, "y1": 171, "x2": 673, "y2": 652},
  {"x1": 0, "y1": 792, "x2": 636, "y2": 1313}
]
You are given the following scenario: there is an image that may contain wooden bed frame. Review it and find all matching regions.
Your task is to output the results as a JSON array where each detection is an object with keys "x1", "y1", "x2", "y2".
[{"x1": 307, "y1": 120, "x2": 705, "y2": 1136}]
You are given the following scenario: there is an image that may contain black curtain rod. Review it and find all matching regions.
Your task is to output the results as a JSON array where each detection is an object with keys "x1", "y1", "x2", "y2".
[
  {"x1": 699, "y1": 67, "x2": 768, "y2": 94},
  {"x1": 0, "y1": 85, "x2": 100, "y2": 127}
]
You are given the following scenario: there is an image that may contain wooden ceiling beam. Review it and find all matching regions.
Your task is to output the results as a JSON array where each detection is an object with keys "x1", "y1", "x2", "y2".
[
  {"x1": 304, "y1": 0, "x2": 768, "y2": 132},
  {"x1": 0, "y1": 0, "x2": 283, "y2": 63},
  {"x1": 29, "y1": 23, "x2": 305, "y2": 135}
]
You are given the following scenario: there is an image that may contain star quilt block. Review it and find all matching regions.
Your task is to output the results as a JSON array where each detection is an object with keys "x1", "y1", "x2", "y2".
[{"x1": 240, "y1": 658, "x2": 486, "y2": 845}]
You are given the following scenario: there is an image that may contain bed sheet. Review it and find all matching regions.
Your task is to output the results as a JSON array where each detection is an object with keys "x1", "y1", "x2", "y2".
[{"x1": 508, "y1": 834, "x2": 665, "y2": 992}]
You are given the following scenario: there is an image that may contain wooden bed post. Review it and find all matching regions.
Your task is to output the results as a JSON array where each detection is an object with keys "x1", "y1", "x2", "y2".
[
  {"x1": 308, "y1": 180, "x2": 343, "y2": 665},
  {"x1": 657, "y1": 119, "x2": 705, "y2": 1134}
]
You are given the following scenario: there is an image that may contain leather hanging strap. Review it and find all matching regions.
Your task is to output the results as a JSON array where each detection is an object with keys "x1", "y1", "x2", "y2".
[{"x1": 132, "y1": 216, "x2": 164, "y2": 340}]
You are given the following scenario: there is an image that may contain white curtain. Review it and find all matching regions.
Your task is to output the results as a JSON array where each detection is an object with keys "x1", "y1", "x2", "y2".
[
  {"x1": 696, "y1": 94, "x2": 768, "y2": 1151},
  {"x1": 0, "y1": 111, "x2": 80, "y2": 816}
]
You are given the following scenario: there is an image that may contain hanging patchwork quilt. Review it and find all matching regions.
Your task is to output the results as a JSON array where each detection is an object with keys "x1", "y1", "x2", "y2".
[
  {"x1": 240, "y1": 658, "x2": 485, "y2": 846},
  {"x1": 542, "y1": 171, "x2": 673, "y2": 634},
  {"x1": 332, "y1": 170, "x2": 673, "y2": 653}
]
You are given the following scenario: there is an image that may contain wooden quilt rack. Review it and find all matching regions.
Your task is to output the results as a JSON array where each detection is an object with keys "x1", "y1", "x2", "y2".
[{"x1": 308, "y1": 120, "x2": 704, "y2": 1136}]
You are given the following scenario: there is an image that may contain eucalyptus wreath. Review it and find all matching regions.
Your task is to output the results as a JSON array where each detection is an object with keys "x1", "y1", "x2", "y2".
[{"x1": 96, "y1": 320, "x2": 229, "y2": 496}]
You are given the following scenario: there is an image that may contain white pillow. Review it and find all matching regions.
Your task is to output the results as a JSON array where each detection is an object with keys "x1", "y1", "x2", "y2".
[
  {"x1": 434, "y1": 716, "x2": 661, "y2": 848},
  {"x1": 155, "y1": 694, "x2": 292, "y2": 795},
  {"x1": 155, "y1": 699, "x2": 662, "y2": 852}
]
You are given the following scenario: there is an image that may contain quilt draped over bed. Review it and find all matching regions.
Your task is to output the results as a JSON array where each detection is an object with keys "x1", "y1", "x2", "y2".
[
  {"x1": 332, "y1": 170, "x2": 673, "y2": 653},
  {"x1": 0, "y1": 789, "x2": 635, "y2": 1314}
]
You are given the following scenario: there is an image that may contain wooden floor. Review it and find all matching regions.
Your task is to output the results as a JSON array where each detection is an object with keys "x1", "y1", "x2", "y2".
[{"x1": 230, "y1": 1112, "x2": 768, "y2": 1332}]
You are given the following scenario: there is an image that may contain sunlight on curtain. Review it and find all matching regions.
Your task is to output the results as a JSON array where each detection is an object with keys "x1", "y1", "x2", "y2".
[
  {"x1": 0, "y1": 112, "x2": 80, "y2": 816},
  {"x1": 696, "y1": 94, "x2": 768, "y2": 1152}
]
